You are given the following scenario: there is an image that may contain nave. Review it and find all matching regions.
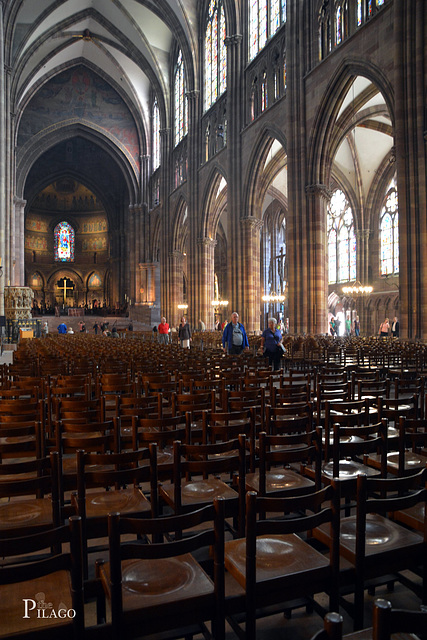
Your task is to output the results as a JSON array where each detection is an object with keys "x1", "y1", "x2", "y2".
[{"x1": 0, "y1": 333, "x2": 427, "y2": 639}]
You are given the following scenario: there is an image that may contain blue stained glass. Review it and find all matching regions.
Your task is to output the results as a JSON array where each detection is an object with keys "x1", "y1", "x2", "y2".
[
  {"x1": 54, "y1": 221, "x2": 74, "y2": 262},
  {"x1": 205, "y1": 0, "x2": 227, "y2": 111}
]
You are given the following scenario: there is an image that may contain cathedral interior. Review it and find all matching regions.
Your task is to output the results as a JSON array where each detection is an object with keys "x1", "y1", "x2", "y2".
[
  {"x1": 1, "y1": 3, "x2": 427, "y2": 639},
  {"x1": 0, "y1": 0, "x2": 424, "y2": 338}
]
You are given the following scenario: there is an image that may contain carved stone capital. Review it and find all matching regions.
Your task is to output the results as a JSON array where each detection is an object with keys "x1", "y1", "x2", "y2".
[
  {"x1": 185, "y1": 90, "x2": 200, "y2": 101},
  {"x1": 159, "y1": 128, "x2": 170, "y2": 138},
  {"x1": 169, "y1": 250, "x2": 185, "y2": 262},
  {"x1": 240, "y1": 216, "x2": 263, "y2": 231},
  {"x1": 197, "y1": 236, "x2": 217, "y2": 248},
  {"x1": 225, "y1": 34, "x2": 243, "y2": 47},
  {"x1": 355, "y1": 229, "x2": 371, "y2": 240},
  {"x1": 13, "y1": 196, "x2": 26, "y2": 209},
  {"x1": 305, "y1": 184, "x2": 333, "y2": 200}
]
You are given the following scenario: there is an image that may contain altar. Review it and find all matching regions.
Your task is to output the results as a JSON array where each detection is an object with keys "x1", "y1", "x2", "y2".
[{"x1": 68, "y1": 308, "x2": 84, "y2": 317}]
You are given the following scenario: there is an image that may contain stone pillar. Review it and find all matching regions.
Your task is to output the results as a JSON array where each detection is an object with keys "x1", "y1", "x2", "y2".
[
  {"x1": 225, "y1": 34, "x2": 243, "y2": 314},
  {"x1": 241, "y1": 217, "x2": 263, "y2": 333},
  {"x1": 159, "y1": 128, "x2": 171, "y2": 319},
  {"x1": 394, "y1": 0, "x2": 427, "y2": 339},
  {"x1": 303, "y1": 184, "x2": 330, "y2": 334},
  {"x1": 0, "y1": 3, "x2": 5, "y2": 315},
  {"x1": 195, "y1": 237, "x2": 216, "y2": 330},
  {"x1": 186, "y1": 90, "x2": 200, "y2": 330},
  {"x1": 13, "y1": 197, "x2": 26, "y2": 285},
  {"x1": 168, "y1": 250, "x2": 185, "y2": 327}
]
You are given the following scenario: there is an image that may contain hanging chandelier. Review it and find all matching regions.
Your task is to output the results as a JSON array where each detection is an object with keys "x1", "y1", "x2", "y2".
[
  {"x1": 342, "y1": 281, "x2": 373, "y2": 295},
  {"x1": 211, "y1": 299, "x2": 229, "y2": 307},
  {"x1": 262, "y1": 292, "x2": 286, "y2": 303}
]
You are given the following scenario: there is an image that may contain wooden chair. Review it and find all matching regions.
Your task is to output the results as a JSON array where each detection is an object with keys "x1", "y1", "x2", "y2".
[
  {"x1": 0, "y1": 420, "x2": 43, "y2": 462},
  {"x1": 0, "y1": 516, "x2": 84, "y2": 640},
  {"x1": 271, "y1": 382, "x2": 311, "y2": 406},
  {"x1": 97, "y1": 499, "x2": 225, "y2": 640},
  {"x1": 321, "y1": 420, "x2": 387, "y2": 495},
  {"x1": 245, "y1": 428, "x2": 322, "y2": 497},
  {"x1": 332, "y1": 469, "x2": 427, "y2": 630},
  {"x1": 202, "y1": 408, "x2": 256, "y2": 472},
  {"x1": 0, "y1": 455, "x2": 60, "y2": 536},
  {"x1": 74, "y1": 446, "x2": 158, "y2": 576},
  {"x1": 372, "y1": 597, "x2": 427, "y2": 640},
  {"x1": 131, "y1": 414, "x2": 189, "y2": 475},
  {"x1": 224, "y1": 485, "x2": 340, "y2": 640},
  {"x1": 159, "y1": 435, "x2": 246, "y2": 536}
]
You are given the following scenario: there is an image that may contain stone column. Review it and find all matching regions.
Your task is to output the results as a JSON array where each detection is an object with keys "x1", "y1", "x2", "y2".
[
  {"x1": 195, "y1": 237, "x2": 216, "y2": 330},
  {"x1": 186, "y1": 90, "x2": 200, "y2": 330},
  {"x1": 168, "y1": 250, "x2": 185, "y2": 327},
  {"x1": 0, "y1": 3, "x2": 5, "y2": 315},
  {"x1": 13, "y1": 197, "x2": 26, "y2": 285},
  {"x1": 394, "y1": 0, "x2": 427, "y2": 338},
  {"x1": 159, "y1": 128, "x2": 171, "y2": 319},
  {"x1": 303, "y1": 184, "x2": 330, "y2": 334},
  {"x1": 225, "y1": 34, "x2": 243, "y2": 314},
  {"x1": 241, "y1": 217, "x2": 263, "y2": 333}
]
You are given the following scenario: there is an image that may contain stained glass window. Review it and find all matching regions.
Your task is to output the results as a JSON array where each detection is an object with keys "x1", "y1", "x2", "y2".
[
  {"x1": 204, "y1": 0, "x2": 227, "y2": 111},
  {"x1": 249, "y1": 0, "x2": 286, "y2": 61},
  {"x1": 327, "y1": 189, "x2": 356, "y2": 284},
  {"x1": 152, "y1": 99, "x2": 160, "y2": 170},
  {"x1": 336, "y1": 6, "x2": 342, "y2": 44},
  {"x1": 261, "y1": 71, "x2": 268, "y2": 111},
  {"x1": 54, "y1": 221, "x2": 74, "y2": 262},
  {"x1": 174, "y1": 50, "x2": 188, "y2": 147},
  {"x1": 380, "y1": 178, "x2": 399, "y2": 276},
  {"x1": 357, "y1": 0, "x2": 363, "y2": 26}
]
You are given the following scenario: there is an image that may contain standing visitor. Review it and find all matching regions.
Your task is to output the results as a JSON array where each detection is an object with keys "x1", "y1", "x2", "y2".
[
  {"x1": 198, "y1": 319, "x2": 206, "y2": 332},
  {"x1": 345, "y1": 316, "x2": 351, "y2": 336},
  {"x1": 158, "y1": 317, "x2": 170, "y2": 345},
  {"x1": 93, "y1": 322, "x2": 99, "y2": 334},
  {"x1": 391, "y1": 316, "x2": 399, "y2": 338},
  {"x1": 222, "y1": 312, "x2": 249, "y2": 355},
  {"x1": 354, "y1": 316, "x2": 360, "y2": 337},
  {"x1": 329, "y1": 317, "x2": 336, "y2": 336},
  {"x1": 260, "y1": 317, "x2": 283, "y2": 371},
  {"x1": 178, "y1": 317, "x2": 192, "y2": 348},
  {"x1": 57, "y1": 321, "x2": 67, "y2": 334},
  {"x1": 379, "y1": 318, "x2": 390, "y2": 338}
]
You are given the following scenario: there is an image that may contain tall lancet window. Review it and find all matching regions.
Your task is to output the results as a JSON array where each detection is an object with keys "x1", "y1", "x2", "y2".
[
  {"x1": 54, "y1": 221, "x2": 75, "y2": 262},
  {"x1": 174, "y1": 50, "x2": 188, "y2": 146},
  {"x1": 249, "y1": 0, "x2": 286, "y2": 61},
  {"x1": 328, "y1": 189, "x2": 356, "y2": 283},
  {"x1": 152, "y1": 99, "x2": 160, "y2": 171},
  {"x1": 380, "y1": 177, "x2": 399, "y2": 276},
  {"x1": 204, "y1": 0, "x2": 227, "y2": 111}
]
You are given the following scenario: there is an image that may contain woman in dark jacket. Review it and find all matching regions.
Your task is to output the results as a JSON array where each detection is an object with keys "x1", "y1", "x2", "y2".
[{"x1": 178, "y1": 317, "x2": 192, "y2": 348}]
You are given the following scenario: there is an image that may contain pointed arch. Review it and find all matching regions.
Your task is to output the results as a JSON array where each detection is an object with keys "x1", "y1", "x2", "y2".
[
  {"x1": 243, "y1": 126, "x2": 287, "y2": 219},
  {"x1": 200, "y1": 166, "x2": 228, "y2": 239}
]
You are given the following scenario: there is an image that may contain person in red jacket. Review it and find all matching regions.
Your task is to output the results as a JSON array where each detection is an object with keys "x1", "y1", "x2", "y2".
[{"x1": 158, "y1": 317, "x2": 170, "y2": 345}]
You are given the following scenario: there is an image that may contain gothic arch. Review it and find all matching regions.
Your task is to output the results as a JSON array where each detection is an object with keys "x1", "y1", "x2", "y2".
[
  {"x1": 171, "y1": 197, "x2": 189, "y2": 254},
  {"x1": 244, "y1": 126, "x2": 288, "y2": 219},
  {"x1": 307, "y1": 57, "x2": 395, "y2": 188},
  {"x1": 16, "y1": 123, "x2": 140, "y2": 205},
  {"x1": 200, "y1": 165, "x2": 228, "y2": 239}
]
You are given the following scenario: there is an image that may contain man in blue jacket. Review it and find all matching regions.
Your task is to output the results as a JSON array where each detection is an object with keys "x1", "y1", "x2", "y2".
[{"x1": 222, "y1": 312, "x2": 249, "y2": 355}]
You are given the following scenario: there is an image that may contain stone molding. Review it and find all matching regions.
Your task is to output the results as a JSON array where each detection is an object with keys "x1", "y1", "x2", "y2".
[
  {"x1": 305, "y1": 184, "x2": 333, "y2": 200},
  {"x1": 240, "y1": 216, "x2": 263, "y2": 231}
]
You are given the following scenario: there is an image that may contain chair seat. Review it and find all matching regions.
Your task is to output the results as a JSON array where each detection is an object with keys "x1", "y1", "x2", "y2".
[
  {"x1": 339, "y1": 514, "x2": 422, "y2": 557},
  {"x1": 368, "y1": 451, "x2": 426, "y2": 473},
  {"x1": 0, "y1": 570, "x2": 73, "y2": 637},
  {"x1": 62, "y1": 456, "x2": 115, "y2": 475},
  {"x1": 161, "y1": 478, "x2": 238, "y2": 506},
  {"x1": 224, "y1": 533, "x2": 329, "y2": 588},
  {"x1": 322, "y1": 459, "x2": 380, "y2": 479},
  {"x1": 0, "y1": 498, "x2": 53, "y2": 530},
  {"x1": 100, "y1": 555, "x2": 214, "y2": 617},
  {"x1": 245, "y1": 469, "x2": 314, "y2": 494},
  {"x1": 82, "y1": 487, "x2": 151, "y2": 517}
]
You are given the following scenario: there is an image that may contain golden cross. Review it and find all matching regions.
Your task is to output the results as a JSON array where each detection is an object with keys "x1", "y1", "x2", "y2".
[{"x1": 57, "y1": 278, "x2": 74, "y2": 304}]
